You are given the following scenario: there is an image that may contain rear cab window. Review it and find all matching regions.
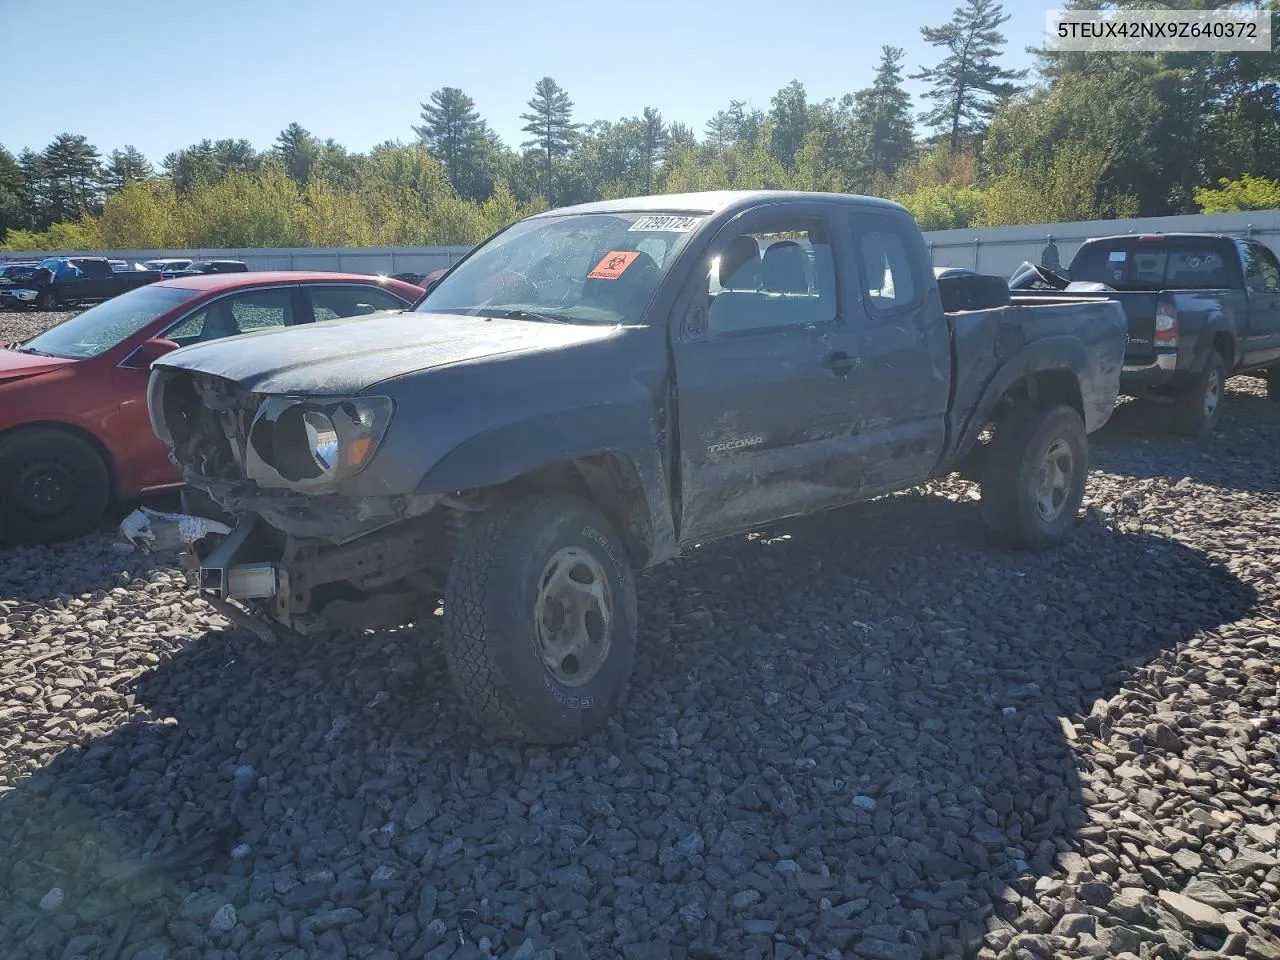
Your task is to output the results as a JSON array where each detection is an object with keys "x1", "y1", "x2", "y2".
[
  {"x1": 847, "y1": 212, "x2": 925, "y2": 316},
  {"x1": 1070, "y1": 239, "x2": 1236, "y2": 290}
]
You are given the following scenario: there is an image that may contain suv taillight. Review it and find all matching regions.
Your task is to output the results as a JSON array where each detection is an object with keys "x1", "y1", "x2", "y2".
[{"x1": 1154, "y1": 301, "x2": 1179, "y2": 349}]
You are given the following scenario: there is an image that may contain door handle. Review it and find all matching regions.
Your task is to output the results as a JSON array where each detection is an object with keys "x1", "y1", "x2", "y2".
[{"x1": 826, "y1": 351, "x2": 858, "y2": 376}]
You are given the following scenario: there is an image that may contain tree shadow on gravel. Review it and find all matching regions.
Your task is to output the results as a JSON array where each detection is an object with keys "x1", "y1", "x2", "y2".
[
  {"x1": 0, "y1": 491, "x2": 1259, "y2": 960},
  {"x1": 1090, "y1": 380, "x2": 1280, "y2": 493}
]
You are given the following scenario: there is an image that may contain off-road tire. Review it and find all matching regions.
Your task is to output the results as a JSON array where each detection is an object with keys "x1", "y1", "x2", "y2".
[
  {"x1": 0, "y1": 428, "x2": 111, "y2": 545},
  {"x1": 441, "y1": 494, "x2": 638, "y2": 744},
  {"x1": 980, "y1": 403, "x2": 1088, "y2": 551},
  {"x1": 1174, "y1": 349, "x2": 1226, "y2": 437},
  {"x1": 35, "y1": 289, "x2": 58, "y2": 311}
]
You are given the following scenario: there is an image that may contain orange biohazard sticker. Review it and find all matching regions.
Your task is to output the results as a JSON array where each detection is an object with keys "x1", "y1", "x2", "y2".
[{"x1": 588, "y1": 251, "x2": 640, "y2": 280}]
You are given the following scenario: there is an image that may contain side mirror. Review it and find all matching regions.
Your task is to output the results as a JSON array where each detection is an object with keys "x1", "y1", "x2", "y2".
[{"x1": 130, "y1": 336, "x2": 180, "y2": 368}]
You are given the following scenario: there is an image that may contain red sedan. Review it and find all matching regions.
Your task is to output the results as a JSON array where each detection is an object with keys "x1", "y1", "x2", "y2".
[{"x1": 0, "y1": 272, "x2": 423, "y2": 545}]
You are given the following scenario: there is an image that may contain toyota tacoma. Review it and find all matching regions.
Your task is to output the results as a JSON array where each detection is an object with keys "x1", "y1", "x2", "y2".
[{"x1": 136, "y1": 191, "x2": 1127, "y2": 743}]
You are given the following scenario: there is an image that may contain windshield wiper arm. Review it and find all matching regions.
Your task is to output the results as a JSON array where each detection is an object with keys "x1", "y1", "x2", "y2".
[
  {"x1": 501, "y1": 309, "x2": 573, "y2": 324},
  {"x1": 16, "y1": 346, "x2": 52, "y2": 356}
]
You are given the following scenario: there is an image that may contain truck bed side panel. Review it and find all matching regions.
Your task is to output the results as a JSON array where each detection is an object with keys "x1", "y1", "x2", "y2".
[{"x1": 943, "y1": 300, "x2": 1127, "y2": 466}]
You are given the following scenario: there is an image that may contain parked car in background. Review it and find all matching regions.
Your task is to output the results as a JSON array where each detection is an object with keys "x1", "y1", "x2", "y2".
[
  {"x1": 141, "y1": 190, "x2": 1126, "y2": 743},
  {"x1": 0, "y1": 272, "x2": 423, "y2": 544},
  {"x1": 1011, "y1": 233, "x2": 1280, "y2": 434},
  {"x1": 171, "y1": 259, "x2": 249, "y2": 276},
  {"x1": 143, "y1": 258, "x2": 194, "y2": 273},
  {"x1": 0, "y1": 262, "x2": 41, "y2": 307},
  {"x1": 0, "y1": 257, "x2": 163, "y2": 310}
]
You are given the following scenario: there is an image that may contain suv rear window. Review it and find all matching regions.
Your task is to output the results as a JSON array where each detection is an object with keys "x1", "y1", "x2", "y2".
[{"x1": 1071, "y1": 240, "x2": 1234, "y2": 291}]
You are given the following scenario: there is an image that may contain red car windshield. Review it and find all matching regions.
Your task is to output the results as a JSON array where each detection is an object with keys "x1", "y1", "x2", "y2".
[{"x1": 19, "y1": 285, "x2": 194, "y2": 359}]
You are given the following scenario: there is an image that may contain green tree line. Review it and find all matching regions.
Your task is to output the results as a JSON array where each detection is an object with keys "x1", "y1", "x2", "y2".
[{"x1": 3, "y1": 0, "x2": 1278, "y2": 252}]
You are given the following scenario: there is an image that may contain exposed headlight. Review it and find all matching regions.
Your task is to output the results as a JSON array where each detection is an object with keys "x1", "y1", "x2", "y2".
[{"x1": 246, "y1": 395, "x2": 394, "y2": 490}]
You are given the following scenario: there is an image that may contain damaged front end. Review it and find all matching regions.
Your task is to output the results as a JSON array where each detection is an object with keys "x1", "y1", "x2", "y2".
[{"x1": 133, "y1": 367, "x2": 459, "y2": 635}]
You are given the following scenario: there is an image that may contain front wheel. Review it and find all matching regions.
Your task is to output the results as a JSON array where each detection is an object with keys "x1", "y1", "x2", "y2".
[
  {"x1": 980, "y1": 404, "x2": 1088, "y2": 551},
  {"x1": 34, "y1": 290, "x2": 58, "y2": 311},
  {"x1": 441, "y1": 495, "x2": 638, "y2": 743},
  {"x1": 1174, "y1": 350, "x2": 1226, "y2": 436},
  {"x1": 0, "y1": 428, "x2": 111, "y2": 545}
]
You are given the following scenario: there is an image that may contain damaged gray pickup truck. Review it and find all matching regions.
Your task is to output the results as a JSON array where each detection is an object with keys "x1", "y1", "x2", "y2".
[{"x1": 136, "y1": 191, "x2": 1127, "y2": 743}]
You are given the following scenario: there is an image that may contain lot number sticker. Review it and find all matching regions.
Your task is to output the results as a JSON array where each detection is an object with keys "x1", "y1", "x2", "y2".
[
  {"x1": 588, "y1": 251, "x2": 641, "y2": 280},
  {"x1": 629, "y1": 215, "x2": 702, "y2": 233}
]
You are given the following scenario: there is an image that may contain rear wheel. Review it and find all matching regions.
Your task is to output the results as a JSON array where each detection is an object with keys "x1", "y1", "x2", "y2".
[
  {"x1": 1174, "y1": 350, "x2": 1226, "y2": 436},
  {"x1": 0, "y1": 428, "x2": 111, "y2": 545},
  {"x1": 980, "y1": 403, "x2": 1088, "y2": 551},
  {"x1": 441, "y1": 495, "x2": 637, "y2": 743}
]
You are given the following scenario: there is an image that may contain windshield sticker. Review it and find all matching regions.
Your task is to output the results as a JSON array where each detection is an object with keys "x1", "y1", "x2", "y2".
[
  {"x1": 588, "y1": 251, "x2": 640, "y2": 280},
  {"x1": 1108, "y1": 251, "x2": 1127, "y2": 262},
  {"x1": 628, "y1": 215, "x2": 702, "y2": 233}
]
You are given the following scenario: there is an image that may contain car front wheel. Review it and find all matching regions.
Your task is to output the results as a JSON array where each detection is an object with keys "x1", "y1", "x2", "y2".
[
  {"x1": 441, "y1": 495, "x2": 638, "y2": 743},
  {"x1": 0, "y1": 428, "x2": 111, "y2": 545}
]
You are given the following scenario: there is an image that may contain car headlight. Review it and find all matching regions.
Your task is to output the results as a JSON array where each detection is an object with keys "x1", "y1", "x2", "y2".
[{"x1": 246, "y1": 396, "x2": 394, "y2": 490}]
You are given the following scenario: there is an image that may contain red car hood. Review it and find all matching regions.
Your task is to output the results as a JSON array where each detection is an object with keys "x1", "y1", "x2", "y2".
[{"x1": 0, "y1": 348, "x2": 77, "y2": 384}]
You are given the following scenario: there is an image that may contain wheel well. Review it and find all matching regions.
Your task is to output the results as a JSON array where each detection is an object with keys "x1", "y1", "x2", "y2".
[
  {"x1": 0, "y1": 421, "x2": 118, "y2": 498},
  {"x1": 492, "y1": 454, "x2": 653, "y2": 566},
  {"x1": 1007, "y1": 370, "x2": 1084, "y2": 420},
  {"x1": 1212, "y1": 332, "x2": 1234, "y2": 370}
]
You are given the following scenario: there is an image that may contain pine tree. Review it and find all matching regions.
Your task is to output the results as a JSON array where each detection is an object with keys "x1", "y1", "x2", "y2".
[
  {"x1": 852, "y1": 47, "x2": 916, "y2": 182},
  {"x1": 0, "y1": 145, "x2": 24, "y2": 238},
  {"x1": 913, "y1": 0, "x2": 1025, "y2": 153},
  {"x1": 42, "y1": 134, "x2": 103, "y2": 222},
  {"x1": 104, "y1": 146, "x2": 154, "y2": 194},
  {"x1": 274, "y1": 123, "x2": 320, "y2": 186},
  {"x1": 769, "y1": 81, "x2": 810, "y2": 167},
  {"x1": 414, "y1": 87, "x2": 495, "y2": 199},
  {"x1": 520, "y1": 77, "x2": 581, "y2": 202},
  {"x1": 639, "y1": 107, "x2": 669, "y2": 194}
]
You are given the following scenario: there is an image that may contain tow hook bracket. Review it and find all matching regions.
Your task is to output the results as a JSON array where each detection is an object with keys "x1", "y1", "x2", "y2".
[{"x1": 199, "y1": 519, "x2": 279, "y2": 600}]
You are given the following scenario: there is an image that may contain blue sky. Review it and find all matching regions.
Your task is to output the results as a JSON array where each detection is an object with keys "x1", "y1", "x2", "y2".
[{"x1": 4, "y1": 0, "x2": 1045, "y2": 163}]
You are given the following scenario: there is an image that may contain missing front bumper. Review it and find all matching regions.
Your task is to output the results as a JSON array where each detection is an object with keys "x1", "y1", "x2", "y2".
[
  {"x1": 121, "y1": 506, "x2": 446, "y2": 635},
  {"x1": 121, "y1": 508, "x2": 280, "y2": 601}
]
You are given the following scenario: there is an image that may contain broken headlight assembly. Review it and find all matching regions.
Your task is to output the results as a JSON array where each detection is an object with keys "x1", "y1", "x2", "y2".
[{"x1": 245, "y1": 396, "x2": 395, "y2": 491}]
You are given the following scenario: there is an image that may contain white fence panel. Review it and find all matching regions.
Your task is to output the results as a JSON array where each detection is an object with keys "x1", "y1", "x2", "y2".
[{"x1": 5, "y1": 211, "x2": 1280, "y2": 282}]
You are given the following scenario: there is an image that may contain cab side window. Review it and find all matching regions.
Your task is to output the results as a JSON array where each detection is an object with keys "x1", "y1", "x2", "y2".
[
  {"x1": 705, "y1": 219, "x2": 837, "y2": 334},
  {"x1": 1252, "y1": 243, "x2": 1280, "y2": 292}
]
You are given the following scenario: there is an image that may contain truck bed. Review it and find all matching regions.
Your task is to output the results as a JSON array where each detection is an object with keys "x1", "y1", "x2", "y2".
[{"x1": 947, "y1": 298, "x2": 1127, "y2": 463}]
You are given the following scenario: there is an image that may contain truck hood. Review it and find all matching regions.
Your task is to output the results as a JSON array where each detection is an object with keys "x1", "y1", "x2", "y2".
[
  {"x1": 0, "y1": 348, "x2": 76, "y2": 384},
  {"x1": 155, "y1": 309, "x2": 623, "y2": 394}
]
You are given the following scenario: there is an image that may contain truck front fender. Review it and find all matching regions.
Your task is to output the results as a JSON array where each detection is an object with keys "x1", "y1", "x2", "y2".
[{"x1": 416, "y1": 410, "x2": 677, "y2": 566}]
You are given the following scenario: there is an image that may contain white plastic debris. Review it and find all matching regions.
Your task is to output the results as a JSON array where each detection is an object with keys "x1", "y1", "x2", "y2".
[{"x1": 120, "y1": 506, "x2": 232, "y2": 550}]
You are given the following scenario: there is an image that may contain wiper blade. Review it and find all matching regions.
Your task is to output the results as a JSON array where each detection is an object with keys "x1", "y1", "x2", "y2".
[
  {"x1": 501, "y1": 309, "x2": 573, "y2": 324},
  {"x1": 16, "y1": 346, "x2": 52, "y2": 356}
]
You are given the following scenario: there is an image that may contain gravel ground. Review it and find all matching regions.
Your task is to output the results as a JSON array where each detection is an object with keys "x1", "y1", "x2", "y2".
[{"x1": 1, "y1": 308, "x2": 1279, "y2": 960}]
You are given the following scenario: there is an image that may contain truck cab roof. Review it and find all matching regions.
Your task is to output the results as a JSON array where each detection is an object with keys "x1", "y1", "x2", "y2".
[{"x1": 535, "y1": 190, "x2": 910, "y2": 220}]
